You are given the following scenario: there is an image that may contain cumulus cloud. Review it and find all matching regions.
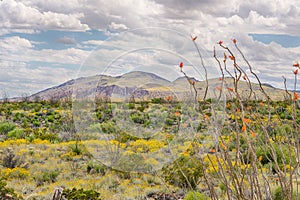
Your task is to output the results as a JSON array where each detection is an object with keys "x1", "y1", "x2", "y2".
[
  {"x1": 56, "y1": 36, "x2": 77, "y2": 45},
  {"x1": 0, "y1": 36, "x2": 33, "y2": 51},
  {"x1": 0, "y1": 36, "x2": 89, "y2": 65},
  {"x1": 0, "y1": 0, "x2": 89, "y2": 34},
  {"x1": 82, "y1": 40, "x2": 104, "y2": 46},
  {"x1": 109, "y1": 22, "x2": 128, "y2": 32}
]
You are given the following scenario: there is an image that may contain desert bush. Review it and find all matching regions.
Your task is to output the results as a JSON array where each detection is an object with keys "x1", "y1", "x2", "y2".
[
  {"x1": 129, "y1": 139, "x2": 165, "y2": 153},
  {"x1": 99, "y1": 121, "x2": 117, "y2": 134},
  {"x1": 69, "y1": 141, "x2": 87, "y2": 156},
  {"x1": 0, "y1": 122, "x2": 16, "y2": 135},
  {"x1": 33, "y1": 170, "x2": 59, "y2": 186},
  {"x1": 61, "y1": 187, "x2": 101, "y2": 200},
  {"x1": 151, "y1": 97, "x2": 165, "y2": 104},
  {"x1": 7, "y1": 128, "x2": 25, "y2": 139},
  {"x1": 86, "y1": 161, "x2": 107, "y2": 175},
  {"x1": 272, "y1": 186, "x2": 298, "y2": 200},
  {"x1": 0, "y1": 148, "x2": 25, "y2": 169},
  {"x1": 184, "y1": 191, "x2": 208, "y2": 200},
  {"x1": 0, "y1": 177, "x2": 24, "y2": 199},
  {"x1": 115, "y1": 131, "x2": 138, "y2": 143},
  {"x1": 162, "y1": 155, "x2": 204, "y2": 189},
  {"x1": 130, "y1": 111, "x2": 150, "y2": 125},
  {"x1": 2, "y1": 167, "x2": 30, "y2": 179}
]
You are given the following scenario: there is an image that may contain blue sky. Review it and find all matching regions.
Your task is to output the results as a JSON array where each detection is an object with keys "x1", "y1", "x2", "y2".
[
  {"x1": 0, "y1": 0, "x2": 300, "y2": 97},
  {"x1": 250, "y1": 34, "x2": 300, "y2": 48}
]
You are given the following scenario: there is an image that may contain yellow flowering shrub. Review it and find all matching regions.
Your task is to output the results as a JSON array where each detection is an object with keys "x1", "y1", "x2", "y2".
[
  {"x1": 0, "y1": 139, "x2": 28, "y2": 148},
  {"x1": 203, "y1": 154, "x2": 219, "y2": 174},
  {"x1": 129, "y1": 139, "x2": 165, "y2": 153},
  {"x1": 2, "y1": 167, "x2": 30, "y2": 179},
  {"x1": 31, "y1": 138, "x2": 50, "y2": 145}
]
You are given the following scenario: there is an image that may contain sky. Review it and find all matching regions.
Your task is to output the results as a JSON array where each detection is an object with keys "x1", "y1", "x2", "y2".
[{"x1": 0, "y1": 0, "x2": 300, "y2": 98}]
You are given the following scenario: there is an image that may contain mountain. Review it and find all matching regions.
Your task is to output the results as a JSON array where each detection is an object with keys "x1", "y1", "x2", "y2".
[
  {"x1": 25, "y1": 71, "x2": 287, "y2": 102},
  {"x1": 28, "y1": 71, "x2": 173, "y2": 101}
]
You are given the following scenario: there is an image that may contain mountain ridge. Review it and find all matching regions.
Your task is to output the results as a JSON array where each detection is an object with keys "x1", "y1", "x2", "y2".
[{"x1": 6, "y1": 71, "x2": 288, "y2": 102}]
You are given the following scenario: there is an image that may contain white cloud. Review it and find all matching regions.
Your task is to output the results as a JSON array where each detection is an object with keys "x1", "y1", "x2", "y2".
[
  {"x1": 82, "y1": 40, "x2": 105, "y2": 46},
  {"x1": 246, "y1": 11, "x2": 282, "y2": 28},
  {"x1": 0, "y1": 0, "x2": 89, "y2": 34},
  {"x1": 56, "y1": 36, "x2": 77, "y2": 45},
  {"x1": 0, "y1": 36, "x2": 89, "y2": 65},
  {"x1": 0, "y1": 36, "x2": 33, "y2": 51},
  {"x1": 109, "y1": 22, "x2": 128, "y2": 31}
]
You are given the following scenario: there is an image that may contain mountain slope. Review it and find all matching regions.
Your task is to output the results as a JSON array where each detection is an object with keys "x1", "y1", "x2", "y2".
[{"x1": 27, "y1": 71, "x2": 287, "y2": 101}]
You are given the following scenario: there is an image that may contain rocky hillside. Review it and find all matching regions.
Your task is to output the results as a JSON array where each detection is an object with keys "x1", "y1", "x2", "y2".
[{"x1": 25, "y1": 71, "x2": 287, "y2": 102}]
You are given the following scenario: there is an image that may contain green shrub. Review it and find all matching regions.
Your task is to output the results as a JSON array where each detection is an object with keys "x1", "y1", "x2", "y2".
[
  {"x1": 62, "y1": 187, "x2": 101, "y2": 200},
  {"x1": 272, "y1": 186, "x2": 298, "y2": 200},
  {"x1": 0, "y1": 122, "x2": 16, "y2": 135},
  {"x1": 33, "y1": 170, "x2": 59, "y2": 186},
  {"x1": 99, "y1": 122, "x2": 117, "y2": 134},
  {"x1": 47, "y1": 115, "x2": 55, "y2": 123},
  {"x1": 256, "y1": 143, "x2": 296, "y2": 168},
  {"x1": 115, "y1": 131, "x2": 138, "y2": 143},
  {"x1": 162, "y1": 155, "x2": 203, "y2": 189},
  {"x1": 184, "y1": 191, "x2": 208, "y2": 200},
  {"x1": 86, "y1": 161, "x2": 106, "y2": 175},
  {"x1": 151, "y1": 98, "x2": 165, "y2": 104},
  {"x1": 69, "y1": 141, "x2": 87, "y2": 156},
  {"x1": 7, "y1": 128, "x2": 25, "y2": 139},
  {"x1": 128, "y1": 102, "x2": 135, "y2": 109},
  {"x1": 130, "y1": 111, "x2": 150, "y2": 124}
]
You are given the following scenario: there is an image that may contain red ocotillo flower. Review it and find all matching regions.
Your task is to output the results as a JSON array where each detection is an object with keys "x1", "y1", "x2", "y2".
[
  {"x1": 250, "y1": 130, "x2": 257, "y2": 138},
  {"x1": 228, "y1": 55, "x2": 235, "y2": 60},
  {"x1": 209, "y1": 148, "x2": 216, "y2": 153},
  {"x1": 294, "y1": 69, "x2": 298, "y2": 75},
  {"x1": 227, "y1": 87, "x2": 234, "y2": 92},
  {"x1": 293, "y1": 62, "x2": 299, "y2": 67},
  {"x1": 232, "y1": 38, "x2": 237, "y2": 44},
  {"x1": 165, "y1": 96, "x2": 172, "y2": 102},
  {"x1": 174, "y1": 111, "x2": 180, "y2": 117},
  {"x1": 242, "y1": 118, "x2": 251, "y2": 124},
  {"x1": 179, "y1": 62, "x2": 183, "y2": 69},
  {"x1": 192, "y1": 36, "x2": 197, "y2": 41},
  {"x1": 242, "y1": 124, "x2": 247, "y2": 132},
  {"x1": 218, "y1": 40, "x2": 223, "y2": 45},
  {"x1": 216, "y1": 86, "x2": 222, "y2": 91},
  {"x1": 294, "y1": 92, "x2": 299, "y2": 101}
]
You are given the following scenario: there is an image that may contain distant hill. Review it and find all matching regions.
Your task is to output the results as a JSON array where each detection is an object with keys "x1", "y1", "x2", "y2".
[{"x1": 22, "y1": 71, "x2": 287, "y2": 102}]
